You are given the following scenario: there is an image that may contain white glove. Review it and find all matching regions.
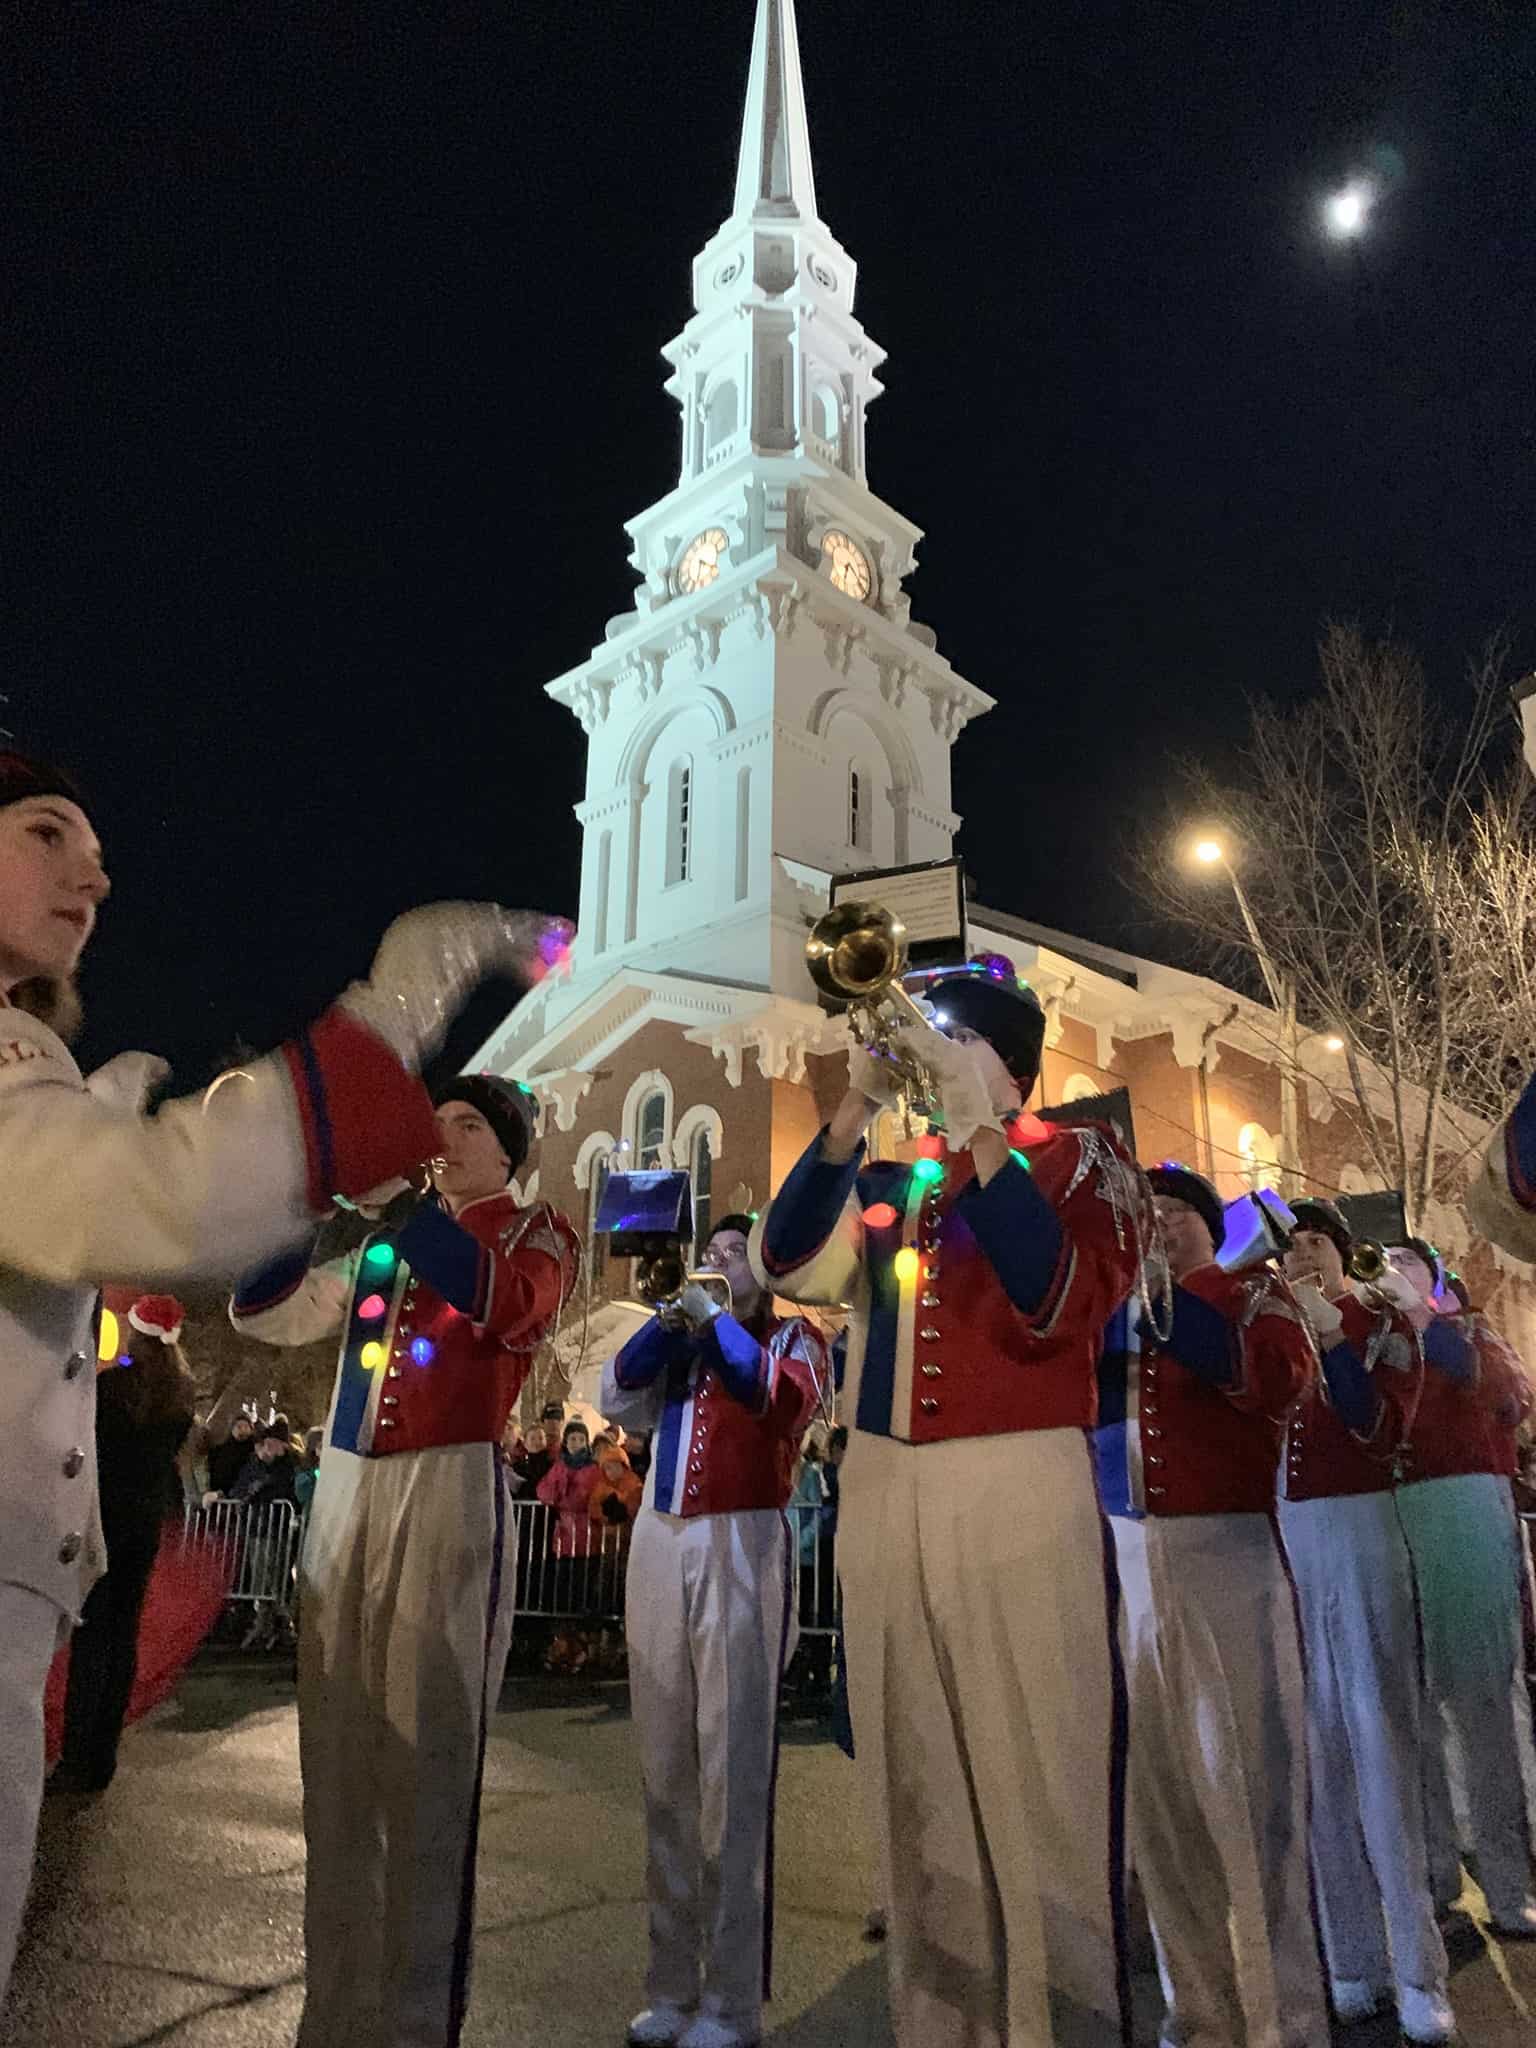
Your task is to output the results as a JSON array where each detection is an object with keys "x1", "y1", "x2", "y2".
[
  {"x1": 352, "y1": 1175, "x2": 414, "y2": 1216},
  {"x1": 918, "y1": 1027, "x2": 1005, "y2": 1151},
  {"x1": 678, "y1": 1281, "x2": 724, "y2": 1326},
  {"x1": 339, "y1": 904, "x2": 573, "y2": 1071},
  {"x1": 846, "y1": 1043, "x2": 906, "y2": 1110},
  {"x1": 1370, "y1": 1266, "x2": 1423, "y2": 1317},
  {"x1": 1292, "y1": 1281, "x2": 1344, "y2": 1341},
  {"x1": 84, "y1": 1051, "x2": 171, "y2": 1114}
]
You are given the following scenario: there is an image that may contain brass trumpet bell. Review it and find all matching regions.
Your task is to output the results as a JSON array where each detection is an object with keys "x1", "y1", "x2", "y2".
[
  {"x1": 1349, "y1": 1240, "x2": 1388, "y2": 1284},
  {"x1": 804, "y1": 900, "x2": 910, "y2": 1005},
  {"x1": 804, "y1": 900, "x2": 943, "y2": 1122}
]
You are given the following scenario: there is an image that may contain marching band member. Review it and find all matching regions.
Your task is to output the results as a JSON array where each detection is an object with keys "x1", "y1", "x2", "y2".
[
  {"x1": 0, "y1": 747, "x2": 554, "y2": 2001},
  {"x1": 1278, "y1": 1199, "x2": 1452, "y2": 2044},
  {"x1": 1095, "y1": 1165, "x2": 1325, "y2": 2048},
  {"x1": 231, "y1": 1072, "x2": 580, "y2": 2048},
  {"x1": 1387, "y1": 1237, "x2": 1536, "y2": 1935},
  {"x1": 600, "y1": 1214, "x2": 828, "y2": 2048},
  {"x1": 1467, "y1": 1066, "x2": 1536, "y2": 1265},
  {"x1": 756, "y1": 955, "x2": 1149, "y2": 2048}
]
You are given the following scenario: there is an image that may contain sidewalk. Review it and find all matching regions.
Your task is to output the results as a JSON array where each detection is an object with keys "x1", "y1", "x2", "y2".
[{"x1": 5, "y1": 1655, "x2": 1533, "y2": 2046}]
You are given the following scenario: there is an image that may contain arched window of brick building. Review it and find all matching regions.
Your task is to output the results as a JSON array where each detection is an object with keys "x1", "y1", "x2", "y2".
[{"x1": 1238, "y1": 1122, "x2": 1283, "y2": 1192}]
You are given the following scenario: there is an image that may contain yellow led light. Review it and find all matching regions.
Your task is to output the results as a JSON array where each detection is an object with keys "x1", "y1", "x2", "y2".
[
  {"x1": 893, "y1": 1247, "x2": 920, "y2": 1286},
  {"x1": 97, "y1": 1309, "x2": 119, "y2": 1361},
  {"x1": 360, "y1": 1341, "x2": 386, "y2": 1370}
]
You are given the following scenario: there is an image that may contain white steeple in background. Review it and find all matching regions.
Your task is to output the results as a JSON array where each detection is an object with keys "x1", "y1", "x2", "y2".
[
  {"x1": 733, "y1": 0, "x2": 818, "y2": 221},
  {"x1": 540, "y1": 0, "x2": 993, "y2": 1018}
]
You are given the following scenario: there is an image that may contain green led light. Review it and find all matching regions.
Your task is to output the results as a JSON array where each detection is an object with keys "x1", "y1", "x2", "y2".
[
  {"x1": 364, "y1": 1242, "x2": 396, "y2": 1270},
  {"x1": 1009, "y1": 1149, "x2": 1032, "y2": 1171},
  {"x1": 911, "y1": 1156, "x2": 944, "y2": 1187}
]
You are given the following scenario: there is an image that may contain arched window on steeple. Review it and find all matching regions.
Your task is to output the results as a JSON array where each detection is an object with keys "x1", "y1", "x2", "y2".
[
  {"x1": 706, "y1": 381, "x2": 738, "y2": 452},
  {"x1": 666, "y1": 758, "x2": 694, "y2": 886},
  {"x1": 848, "y1": 765, "x2": 870, "y2": 853}
]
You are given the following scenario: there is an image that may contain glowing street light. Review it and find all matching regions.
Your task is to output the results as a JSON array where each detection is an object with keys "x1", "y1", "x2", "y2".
[
  {"x1": 1191, "y1": 837, "x2": 1226, "y2": 866},
  {"x1": 1323, "y1": 181, "x2": 1373, "y2": 240},
  {"x1": 1324, "y1": 1034, "x2": 1346, "y2": 1054}
]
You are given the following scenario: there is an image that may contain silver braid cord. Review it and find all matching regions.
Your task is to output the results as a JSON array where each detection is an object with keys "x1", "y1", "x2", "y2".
[{"x1": 338, "y1": 902, "x2": 573, "y2": 1070}]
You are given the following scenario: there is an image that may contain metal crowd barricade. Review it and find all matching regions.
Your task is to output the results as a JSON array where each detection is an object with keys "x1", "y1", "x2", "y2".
[
  {"x1": 183, "y1": 1498, "x2": 302, "y2": 1618},
  {"x1": 503, "y1": 1495, "x2": 839, "y2": 1646}
]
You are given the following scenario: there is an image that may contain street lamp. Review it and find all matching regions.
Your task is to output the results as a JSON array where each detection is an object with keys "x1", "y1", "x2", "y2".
[{"x1": 1183, "y1": 831, "x2": 1301, "y2": 1193}]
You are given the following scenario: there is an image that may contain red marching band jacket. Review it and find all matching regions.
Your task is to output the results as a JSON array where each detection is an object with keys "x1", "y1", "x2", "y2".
[
  {"x1": 1282, "y1": 1290, "x2": 1423, "y2": 1501},
  {"x1": 1406, "y1": 1308, "x2": 1535, "y2": 1483},
  {"x1": 1095, "y1": 1263, "x2": 1317, "y2": 1518},
  {"x1": 602, "y1": 1308, "x2": 829, "y2": 1517},
  {"x1": 757, "y1": 1115, "x2": 1144, "y2": 1445},
  {"x1": 232, "y1": 1190, "x2": 581, "y2": 1458}
]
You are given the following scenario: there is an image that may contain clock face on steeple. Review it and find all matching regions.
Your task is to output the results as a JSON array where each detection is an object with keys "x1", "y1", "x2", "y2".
[
  {"x1": 676, "y1": 528, "x2": 729, "y2": 594},
  {"x1": 820, "y1": 530, "x2": 873, "y2": 602}
]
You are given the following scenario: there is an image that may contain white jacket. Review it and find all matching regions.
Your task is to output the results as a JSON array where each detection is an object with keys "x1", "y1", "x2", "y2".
[{"x1": 0, "y1": 1001, "x2": 436, "y2": 1616}]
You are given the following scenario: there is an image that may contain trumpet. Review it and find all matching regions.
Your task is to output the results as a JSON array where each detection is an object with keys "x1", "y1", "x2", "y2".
[
  {"x1": 634, "y1": 1249, "x2": 733, "y2": 1330},
  {"x1": 1349, "y1": 1240, "x2": 1388, "y2": 1284},
  {"x1": 805, "y1": 900, "x2": 944, "y2": 1120}
]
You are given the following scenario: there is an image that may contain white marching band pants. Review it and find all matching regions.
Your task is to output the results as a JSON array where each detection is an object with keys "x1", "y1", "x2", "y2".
[
  {"x1": 838, "y1": 1427, "x2": 1130, "y2": 2048},
  {"x1": 1278, "y1": 1491, "x2": 1447, "y2": 1998},
  {"x1": 625, "y1": 1505, "x2": 795, "y2": 2032},
  {"x1": 295, "y1": 1442, "x2": 515, "y2": 2048},
  {"x1": 1397, "y1": 1472, "x2": 1536, "y2": 1919},
  {"x1": 0, "y1": 1583, "x2": 65, "y2": 2004},
  {"x1": 1112, "y1": 1512, "x2": 1326, "y2": 2048}
]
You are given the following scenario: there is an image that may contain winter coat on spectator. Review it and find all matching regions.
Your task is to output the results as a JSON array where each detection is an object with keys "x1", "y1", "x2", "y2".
[
  {"x1": 206, "y1": 1430, "x2": 255, "y2": 1497},
  {"x1": 589, "y1": 1457, "x2": 644, "y2": 1536},
  {"x1": 226, "y1": 1448, "x2": 298, "y2": 1511},
  {"x1": 537, "y1": 1449, "x2": 601, "y2": 1556}
]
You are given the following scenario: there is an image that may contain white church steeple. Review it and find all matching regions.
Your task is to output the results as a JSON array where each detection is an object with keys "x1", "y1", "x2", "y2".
[
  {"x1": 733, "y1": 0, "x2": 818, "y2": 221},
  {"x1": 545, "y1": 0, "x2": 992, "y2": 1005}
]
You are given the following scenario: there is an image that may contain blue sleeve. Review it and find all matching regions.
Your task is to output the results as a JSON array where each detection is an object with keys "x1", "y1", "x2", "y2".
[
  {"x1": 613, "y1": 1315, "x2": 694, "y2": 1390},
  {"x1": 700, "y1": 1311, "x2": 769, "y2": 1409},
  {"x1": 1422, "y1": 1317, "x2": 1476, "y2": 1386},
  {"x1": 1167, "y1": 1285, "x2": 1238, "y2": 1388},
  {"x1": 760, "y1": 1129, "x2": 865, "y2": 1274},
  {"x1": 1509, "y1": 1067, "x2": 1536, "y2": 1207},
  {"x1": 954, "y1": 1156, "x2": 1064, "y2": 1314},
  {"x1": 394, "y1": 1201, "x2": 484, "y2": 1316},
  {"x1": 232, "y1": 1233, "x2": 322, "y2": 1316},
  {"x1": 1320, "y1": 1338, "x2": 1382, "y2": 1436}
]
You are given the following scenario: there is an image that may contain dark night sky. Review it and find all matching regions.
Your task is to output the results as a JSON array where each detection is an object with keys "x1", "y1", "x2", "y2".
[{"x1": 8, "y1": 1, "x2": 1533, "y2": 1081}]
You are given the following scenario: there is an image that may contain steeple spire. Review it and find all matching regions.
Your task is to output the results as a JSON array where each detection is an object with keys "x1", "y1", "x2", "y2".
[{"x1": 732, "y1": 0, "x2": 818, "y2": 223}]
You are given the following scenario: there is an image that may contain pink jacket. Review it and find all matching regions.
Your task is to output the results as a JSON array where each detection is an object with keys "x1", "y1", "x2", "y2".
[{"x1": 537, "y1": 1457, "x2": 601, "y2": 1556}]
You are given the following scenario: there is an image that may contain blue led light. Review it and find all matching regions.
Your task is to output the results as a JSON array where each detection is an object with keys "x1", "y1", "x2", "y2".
[{"x1": 410, "y1": 1337, "x2": 435, "y2": 1366}]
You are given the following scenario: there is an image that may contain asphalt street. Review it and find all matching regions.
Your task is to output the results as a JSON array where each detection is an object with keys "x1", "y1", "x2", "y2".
[{"x1": 5, "y1": 1653, "x2": 1533, "y2": 2047}]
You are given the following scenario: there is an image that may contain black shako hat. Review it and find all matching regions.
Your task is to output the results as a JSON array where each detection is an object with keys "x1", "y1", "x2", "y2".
[
  {"x1": 914, "y1": 953, "x2": 1047, "y2": 1088},
  {"x1": 1289, "y1": 1196, "x2": 1354, "y2": 1258},
  {"x1": 0, "y1": 750, "x2": 90, "y2": 818},
  {"x1": 432, "y1": 1074, "x2": 531, "y2": 1179},
  {"x1": 1147, "y1": 1163, "x2": 1225, "y2": 1252}
]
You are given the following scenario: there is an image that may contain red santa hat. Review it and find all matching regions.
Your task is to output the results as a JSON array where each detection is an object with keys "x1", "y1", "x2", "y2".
[{"x1": 127, "y1": 1295, "x2": 186, "y2": 1344}]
